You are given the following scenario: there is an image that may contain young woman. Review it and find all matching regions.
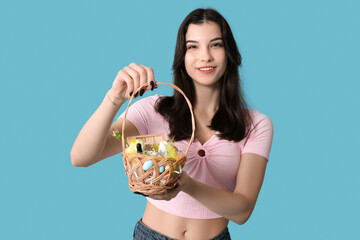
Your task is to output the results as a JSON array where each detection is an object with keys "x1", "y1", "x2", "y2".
[{"x1": 71, "y1": 8, "x2": 273, "y2": 240}]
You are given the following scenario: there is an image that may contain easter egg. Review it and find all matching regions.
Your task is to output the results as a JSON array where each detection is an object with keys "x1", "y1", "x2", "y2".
[
  {"x1": 142, "y1": 160, "x2": 154, "y2": 171},
  {"x1": 158, "y1": 141, "x2": 168, "y2": 156},
  {"x1": 159, "y1": 165, "x2": 165, "y2": 173},
  {"x1": 165, "y1": 165, "x2": 172, "y2": 173}
]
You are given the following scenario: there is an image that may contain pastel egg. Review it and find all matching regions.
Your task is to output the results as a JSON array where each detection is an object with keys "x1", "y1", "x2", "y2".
[
  {"x1": 159, "y1": 165, "x2": 165, "y2": 173},
  {"x1": 142, "y1": 160, "x2": 154, "y2": 171}
]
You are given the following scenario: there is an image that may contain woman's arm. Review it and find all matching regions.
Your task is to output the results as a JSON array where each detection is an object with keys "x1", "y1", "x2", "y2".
[
  {"x1": 70, "y1": 92, "x2": 123, "y2": 167},
  {"x1": 70, "y1": 63, "x2": 155, "y2": 167},
  {"x1": 70, "y1": 95, "x2": 140, "y2": 167},
  {"x1": 185, "y1": 153, "x2": 267, "y2": 224},
  {"x1": 149, "y1": 153, "x2": 267, "y2": 225}
]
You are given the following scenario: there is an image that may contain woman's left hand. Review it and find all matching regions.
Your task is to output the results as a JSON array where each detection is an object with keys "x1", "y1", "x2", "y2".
[{"x1": 147, "y1": 171, "x2": 191, "y2": 201}]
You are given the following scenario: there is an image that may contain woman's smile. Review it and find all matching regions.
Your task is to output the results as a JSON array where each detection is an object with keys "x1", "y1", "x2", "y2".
[{"x1": 197, "y1": 66, "x2": 217, "y2": 74}]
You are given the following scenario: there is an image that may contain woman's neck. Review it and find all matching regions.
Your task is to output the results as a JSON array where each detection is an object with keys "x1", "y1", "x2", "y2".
[{"x1": 193, "y1": 83, "x2": 220, "y2": 119}]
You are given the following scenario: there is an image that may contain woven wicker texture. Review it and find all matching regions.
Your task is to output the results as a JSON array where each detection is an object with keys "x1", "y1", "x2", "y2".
[{"x1": 121, "y1": 82, "x2": 195, "y2": 195}]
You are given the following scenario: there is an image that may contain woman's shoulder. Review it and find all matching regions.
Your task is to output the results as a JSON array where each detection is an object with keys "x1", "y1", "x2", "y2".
[
  {"x1": 247, "y1": 109, "x2": 273, "y2": 133},
  {"x1": 240, "y1": 109, "x2": 273, "y2": 159},
  {"x1": 249, "y1": 109, "x2": 272, "y2": 124}
]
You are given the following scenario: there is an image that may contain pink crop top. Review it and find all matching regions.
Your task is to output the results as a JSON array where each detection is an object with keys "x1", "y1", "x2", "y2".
[{"x1": 119, "y1": 94, "x2": 273, "y2": 219}]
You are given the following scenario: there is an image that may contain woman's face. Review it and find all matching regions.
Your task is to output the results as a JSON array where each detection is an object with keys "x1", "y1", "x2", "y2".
[{"x1": 184, "y1": 21, "x2": 227, "y2": 89}]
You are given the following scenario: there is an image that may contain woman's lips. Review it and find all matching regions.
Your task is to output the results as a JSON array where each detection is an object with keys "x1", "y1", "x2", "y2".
[{"x1": 197, "y1": 66, "x2": 216, "y2": 73}]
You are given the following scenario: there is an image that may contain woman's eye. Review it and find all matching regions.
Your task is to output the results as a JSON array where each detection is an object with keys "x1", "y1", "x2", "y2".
[
  {"x1": 187, "y1": 45, "x2": 197, "y2": 49},
  {"x1": 212, "y1": 42, "x2": 223, "y2": 47}
]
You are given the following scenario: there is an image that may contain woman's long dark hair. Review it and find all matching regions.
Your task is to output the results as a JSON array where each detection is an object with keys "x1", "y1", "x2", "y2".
[{"x1": 156, "y1": 8, "x2": 252, "y2": 142}]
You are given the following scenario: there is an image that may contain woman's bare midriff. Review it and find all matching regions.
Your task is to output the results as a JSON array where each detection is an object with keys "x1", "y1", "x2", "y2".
[{"x1": 142, "y1": 200, "x2": 229, "y2": 240}]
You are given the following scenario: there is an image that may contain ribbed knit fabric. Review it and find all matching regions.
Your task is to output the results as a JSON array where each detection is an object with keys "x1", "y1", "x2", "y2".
[{"x1": 119, "y1": 94, "x2": 273, "y2": 219}]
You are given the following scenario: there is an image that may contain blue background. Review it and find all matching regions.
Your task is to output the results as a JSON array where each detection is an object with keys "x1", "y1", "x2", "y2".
[{"x1": 1, "y1": 0, "x2": 359, "y2": 239}]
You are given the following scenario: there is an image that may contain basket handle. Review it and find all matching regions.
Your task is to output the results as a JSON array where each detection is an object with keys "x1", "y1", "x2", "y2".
[{"x1": 121, "y1": 82, "x2": 195, "y2": 157}]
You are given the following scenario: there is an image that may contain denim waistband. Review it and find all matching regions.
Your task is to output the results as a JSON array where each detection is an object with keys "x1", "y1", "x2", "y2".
[{"x1": 133, "y1": 219, "x2": 231, "y2": 240}]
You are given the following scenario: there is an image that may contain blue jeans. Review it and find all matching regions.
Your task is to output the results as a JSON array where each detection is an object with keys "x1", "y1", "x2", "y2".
[{"x1": 133, "y1": 219, "x2": 231, "y2": 240}]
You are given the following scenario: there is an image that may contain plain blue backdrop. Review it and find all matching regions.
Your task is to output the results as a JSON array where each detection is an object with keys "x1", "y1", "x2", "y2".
[{"x1": 1, "y1": 0, "x2": 359, "y2": 239}]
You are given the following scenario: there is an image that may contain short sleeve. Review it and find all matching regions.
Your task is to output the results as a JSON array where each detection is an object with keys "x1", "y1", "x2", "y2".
[
  {"x1": 118, "y1": 95, "x2": 160, "y2": 136},
  {"x1": 241, "y1": 111, "x2": 274, "y2": 160}
]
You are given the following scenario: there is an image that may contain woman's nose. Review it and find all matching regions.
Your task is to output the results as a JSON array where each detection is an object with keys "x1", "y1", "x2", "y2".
[{"x1": 200, "y1": 48, "x2": 213, "y2": 62}]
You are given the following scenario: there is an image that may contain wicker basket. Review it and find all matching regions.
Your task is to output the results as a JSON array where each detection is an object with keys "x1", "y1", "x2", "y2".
[{"x1": 121, "y1": 82, "x2": 195, "y2": 195}]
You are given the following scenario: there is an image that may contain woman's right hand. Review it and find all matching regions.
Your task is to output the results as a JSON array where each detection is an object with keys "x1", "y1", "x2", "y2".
[{"x1": 107, "y1": 63, "x2": 156, "y2": 105}]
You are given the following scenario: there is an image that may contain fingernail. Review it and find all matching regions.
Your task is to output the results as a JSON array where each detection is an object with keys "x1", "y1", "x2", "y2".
[
  {"x1": 134, "y1": 191, "x2": 146, "y2": 197},
  {"x1": 150, "y1": 81, "x2": 154, "y2": 91},
  {"x1": 129, "y1": 92, "x2": 133, "y2": 97},
  {"x1": 134, "y1": 92, "x2": 138, "y2": 98},
  {"x1": 140, "y1": 89, "x2": 145, "y2": 97}
]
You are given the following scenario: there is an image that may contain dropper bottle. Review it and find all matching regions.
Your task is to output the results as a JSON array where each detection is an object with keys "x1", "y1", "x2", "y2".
[{"x1": 136, "y1": 143, "x2": 143, "y2": 154}]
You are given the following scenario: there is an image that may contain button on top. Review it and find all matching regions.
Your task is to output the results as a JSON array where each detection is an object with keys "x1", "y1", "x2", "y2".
[{"x1": 198, "y1": 149, "x2": 206, "y2": 157}]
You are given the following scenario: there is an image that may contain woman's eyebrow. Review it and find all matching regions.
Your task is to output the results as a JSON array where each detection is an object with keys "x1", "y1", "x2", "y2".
[
  {"x1": 210, "y1": 37, "x2": 223, "y2": 42},
  {"x1": 186, "y1": 37, "x2": 223, "y2": 44},
  {"x1": 185, "y1": 40, "x2": 197, "y2": 44}
]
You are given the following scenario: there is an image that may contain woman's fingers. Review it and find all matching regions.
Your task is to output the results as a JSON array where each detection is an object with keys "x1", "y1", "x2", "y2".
[
  {"x1": 129, "y1": 63, "x2": 150, "y2": 96},
  {"x1": 140, "y1": 65, "x2": 156, "y2": 91},
  {"x1": 123, "y1": 65, "x2": 142, "y2": 96},
  {"x1": 110, "y1": 63, "x2": 155, "y2": 101},
  {"x1": 135, "y1": 172, "x2": 190, "y2": 200},
  {"x1": 111, "y1": 69, "x2": 133, "y2": 99},
  {"x1": 147, "y1": 185, "x2": 181, "y2": 201}
]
